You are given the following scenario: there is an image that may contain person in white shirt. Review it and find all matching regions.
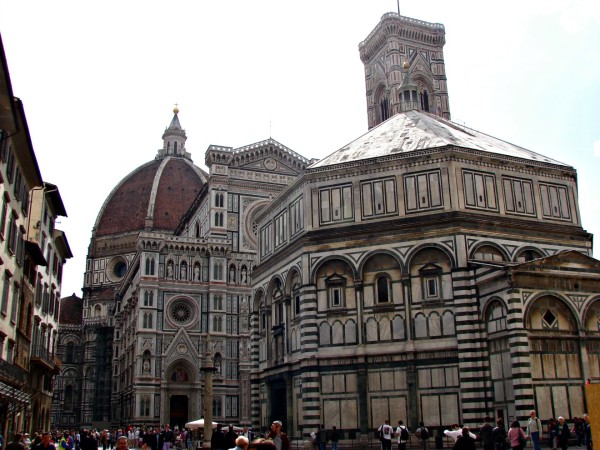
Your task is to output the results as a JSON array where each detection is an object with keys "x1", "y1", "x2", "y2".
[
  {"x1": 444, "y1": 425, "x2": 476, "y2": 442},
  {"x1": 395, "y1": 420, "x2": 410, "y2": 450},
  {"x1": 378, "y1": 420, "x2": 394, "y2": 450}
]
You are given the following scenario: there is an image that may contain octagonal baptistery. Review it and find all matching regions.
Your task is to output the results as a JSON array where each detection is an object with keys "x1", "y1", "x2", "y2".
[{"x1": 90, "y1": 109, "x2": 208, "y2": 261}]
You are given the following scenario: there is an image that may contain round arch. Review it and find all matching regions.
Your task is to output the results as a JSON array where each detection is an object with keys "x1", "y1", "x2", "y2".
[
  {"x1": 470, "y1": 241, "x2": 510, "y2": 262},
  {"x1": 165, "y1": 359, "x2": 197, "y2": 383},
  {"x1": 358, "y1": 249, "x2": 405, "y2": 274},
  {"x1": 253, "y1": 288, "x2": 265, "y2": 313},
  {"x1": 523, "y1": 292, "x2": 581, "y2": 331},
  {"x1": 406, "y1": 243, "x2": 457, "y2": 269},
  {"x1": 284, "y1": 265, "x2": 303, "y2": 296},
  {"x1": 513, "y1": 246, "x2": 546, "y2": 263},
  {"x1": 310, "y1": 255, "x2": 359, "y2": 284},
  {"x1": 581, "y1": 295, "x2": 600, "y2": 332}
]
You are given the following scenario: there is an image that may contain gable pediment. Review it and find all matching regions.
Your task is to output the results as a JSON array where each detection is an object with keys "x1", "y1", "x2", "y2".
[
  {"x1": 514, "y1": 250, "x2": 600, "y2": 272},
  {"x1": 229, "y1": 138, "x2": 309, "y2": 177}
]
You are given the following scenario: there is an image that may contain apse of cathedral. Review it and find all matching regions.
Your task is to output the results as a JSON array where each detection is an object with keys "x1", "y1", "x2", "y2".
[{"x1": 54, "y1": 11, "x2": 600, "y2": 434}]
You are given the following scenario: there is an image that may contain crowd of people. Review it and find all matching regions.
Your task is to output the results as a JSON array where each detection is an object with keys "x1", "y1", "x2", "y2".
[
  {"x1": 0, "y1": 413, "x2": 592, "y2": 450},
  {"x1": 370, "y1": 411, "x2": 593, "y2": 450}
]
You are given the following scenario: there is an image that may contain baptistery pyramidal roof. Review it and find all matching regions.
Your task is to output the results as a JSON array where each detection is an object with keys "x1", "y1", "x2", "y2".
[{"x1": 93, "y1": 108, "x2": 208, "y2": 238}]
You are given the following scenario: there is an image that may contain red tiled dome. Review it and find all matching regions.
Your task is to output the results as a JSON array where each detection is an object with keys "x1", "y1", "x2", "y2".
[
  {"x1": 59, "y1": 293, "x2": 83, "y2": 325},
  {"x1": 94, "y1": 157, "x2": 206, "y2": 237}
]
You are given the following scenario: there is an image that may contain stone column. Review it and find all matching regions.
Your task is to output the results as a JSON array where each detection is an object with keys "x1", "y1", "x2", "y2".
[{"x1": 202, "y1": 337, "x2": 217, "y2": 449}]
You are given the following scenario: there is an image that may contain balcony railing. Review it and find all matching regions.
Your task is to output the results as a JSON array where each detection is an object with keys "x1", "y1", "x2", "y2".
[
  {"x1": 30, "y1": 345, "x2": 60, "y2": 372},
  {"x1": 0, "y1": 358, "x2": 28, "y2": 384}
]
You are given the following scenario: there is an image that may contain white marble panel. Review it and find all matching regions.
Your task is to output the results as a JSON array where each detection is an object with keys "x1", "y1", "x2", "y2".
[
  {"x1": 552, "y1": 385, "x2": 568, "y2": 416},
  {"x1": 324, "y1": 399, "x2": 341, "y2": 427},
  {"x1": 429, "y1": 313, "x2": 442, "y2": 337},
  {"x1": 380, "y1": 318, "x2": 391, "y2": 341},
  {"x1": 369, "y1": 372, "x2": 382, "y2": 391},
  {"x1": 320, "y1": 322, "x2": 331, "y2": 345},
  {"x1": 346, "y1": 373, "x2": 358, "y2": 392},
  {"x1": 341, "y1": 399, "x2": 358, "y2": 429},
  {"x1": 322, "y1": 374, "x2": 334, "y2": 394},
  {"x1": 440, "y1": 394, "x2": 459, "y2": 425},
  {"x1": 334, "y1": 374, "x2": 346, "y2": 393},
  {"x1": 345, "y1": 320, "x2": 357, "y2": 344},
  {"x1": 535, "y1": 386, "x2": 552, "y2": 420},
  {"x1": 381, "y1": 371, "x2": 395, "y2": 391},
  {"x1": 421, "y1": 395, "x2": 440, "y2": 425},
  {"x1": 567, "y1": 354, "x2": 581, "y2": 378},
  {"x1": 568, "y1": 386, "x2": 584, "y2": 417},
  {"x1": 371, "y1": 397, "x2": 388, "y2": 427},
  {"x1": 366, "y1": 318, "x2": 379, "y2": 342},
  {"x1": 332, "y1": 321, "x2": 344, "y2": 344}
]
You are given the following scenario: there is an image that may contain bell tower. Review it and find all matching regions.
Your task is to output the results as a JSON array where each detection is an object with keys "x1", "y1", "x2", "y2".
[{"x1": 359, "y1": 12, "x2": 451, "y2": 129}]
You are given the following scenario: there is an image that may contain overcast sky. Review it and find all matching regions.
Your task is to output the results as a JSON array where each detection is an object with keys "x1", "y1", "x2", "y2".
[{"x1": 1, "y1": 0, "x2": 599, "y2": 299}]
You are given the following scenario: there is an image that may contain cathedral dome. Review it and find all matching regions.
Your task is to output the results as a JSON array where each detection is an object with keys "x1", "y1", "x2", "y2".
[
  {"x1": 93, "y1": 110, "x2": 208, "y2": 237},
  {"x1": 59, "y1": 293, "x2": 83, "y2": 325}
]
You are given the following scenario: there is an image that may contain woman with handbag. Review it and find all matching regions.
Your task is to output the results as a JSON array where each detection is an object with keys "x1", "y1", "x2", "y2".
[{"x1": 508, "y1": 421, "x2": 527, "y2": 450}]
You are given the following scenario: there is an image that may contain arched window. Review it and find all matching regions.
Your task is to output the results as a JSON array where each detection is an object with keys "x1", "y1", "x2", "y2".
[
  {"x1": 143, "y1": 312, "x2": 153, "y2": 329},
  {"x1": 376, "y1": 275, "x2": 391, "y2": 303},
  {"x1": 195, "y1": 222, "x2": 200, "y2": 238},
  {"x1": 174, "y1": 141, "x2": 178, "y2": 153},
  {"x1": 213, "y1": 397, "x2": 222, "y2": 416},
  {"x1": 486, "y1": 301, "x2": 507, "y2": 334},
  {"x1": 144, "y1": 291, "x2": 150, "y2": 306},
  {"x1": 380, "y1": 96, "x2": 390, "y2": 122},
  {"x1": 140, "y1": 395, "x2": 150, "y2": 416},
  {"x1": 94, "y1": 304, "x2": 102, "y2": 317},
  {"x1": 213, "y1": 315, "x2": 223, "y2": 332}
]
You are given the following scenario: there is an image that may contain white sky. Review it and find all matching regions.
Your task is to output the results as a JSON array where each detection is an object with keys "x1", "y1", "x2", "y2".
[{"x1": 1, "y1": 0, "x2": 599, "y2": 299}]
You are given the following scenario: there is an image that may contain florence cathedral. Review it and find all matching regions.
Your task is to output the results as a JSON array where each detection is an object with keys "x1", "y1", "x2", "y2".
[{"x1": 53, "y1": 10, "x2": 600, "y2": 438}]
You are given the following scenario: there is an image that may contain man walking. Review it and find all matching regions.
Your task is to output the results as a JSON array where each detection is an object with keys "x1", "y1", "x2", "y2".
[
  {"x1": 378, "y1": 420, "x2": 394, "y2": 450},
  {"x1": 316, "y1": 426, "x2": 328, "y2": 450},
  {"x1": 416, "y1": 423, "x2": 430, "y2": 450},
  {"x1": 395, "y1": 420, "x2": 409, "y2": 450},
  {"x1": 527, "y1": 410, "x2": 543, "y2": 450}
]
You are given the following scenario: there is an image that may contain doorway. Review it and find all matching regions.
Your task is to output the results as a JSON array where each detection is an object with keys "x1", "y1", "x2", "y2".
[
  {"x1": 269, "y1": 380, "x2": 287, "y2": 430},
  {"x1": 170, "y1": 395, "x2": 189, "y2": 429}
]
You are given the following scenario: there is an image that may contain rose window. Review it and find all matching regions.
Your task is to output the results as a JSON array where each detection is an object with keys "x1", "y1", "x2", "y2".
[{"x1": 171, "y1": 301, "x2": 192, "y2": 324}]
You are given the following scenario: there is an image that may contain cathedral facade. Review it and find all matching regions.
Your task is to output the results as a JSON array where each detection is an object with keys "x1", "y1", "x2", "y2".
[{"x1": 54, "y1": 11, "x2": 599, "y2": 436}]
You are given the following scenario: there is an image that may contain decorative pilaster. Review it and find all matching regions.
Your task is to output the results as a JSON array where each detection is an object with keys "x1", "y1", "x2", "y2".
[{"x1": 452, "y1": 268, "x2": 492, "y2": 425}]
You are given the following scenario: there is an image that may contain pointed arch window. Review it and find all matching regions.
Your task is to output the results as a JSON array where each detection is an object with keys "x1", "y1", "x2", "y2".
[
  {"x1": 140, "y1": 395, "x2": 150, "y2": 416},
  {"x1": 215, "y1": 212, "x2": 224, "y2": 227},
  {"x1": 213, "y1": 315, "x2": 223, "y2": 332},
  {"x1": 145, "y1": 257, "x2": 155, "y2": 275},
  {"x1": 143, "y1": 312, "x2": 153, "y2": 329},
  {"x1": 380, "y1": 96, "x2": 390, "y2": 122},
  {"x1": 144, "y1": 291, "x2": 154, "y2": 307},
  {"x1": 420, "y1": 90, "x2": 429, "y2": 112}
]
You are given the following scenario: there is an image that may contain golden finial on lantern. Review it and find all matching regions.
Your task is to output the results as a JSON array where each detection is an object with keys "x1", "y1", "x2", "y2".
[
  {"x1": 402, "y1": 60, "x2": 410, "y2": 70},
  {"x1": 173, "y1": 104, "x2": 179, "y2": 114}
]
